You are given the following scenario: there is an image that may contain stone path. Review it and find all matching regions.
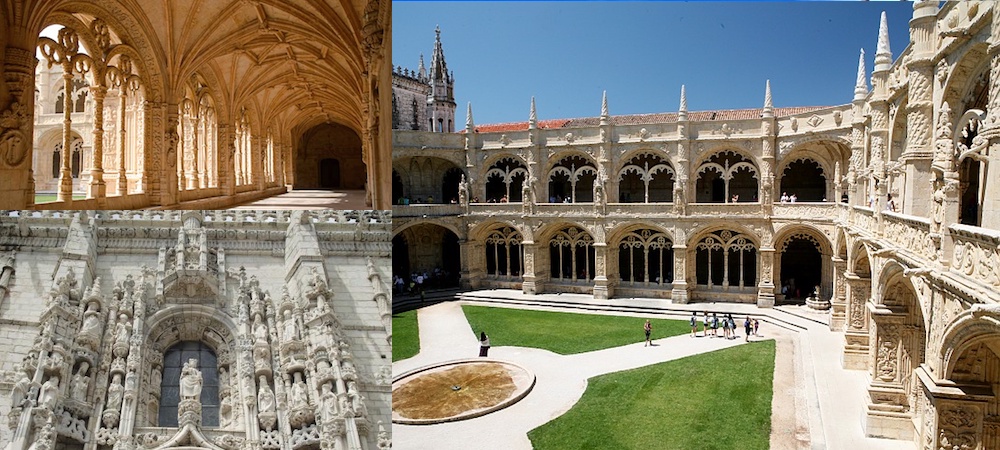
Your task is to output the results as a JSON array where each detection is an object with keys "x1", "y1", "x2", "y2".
[
  {"x1": 228, "y1": 189, "x2": 368, "y2": 210},
  {"x1": 392, "y1": 291, "x2": 916, "y2": 450}
]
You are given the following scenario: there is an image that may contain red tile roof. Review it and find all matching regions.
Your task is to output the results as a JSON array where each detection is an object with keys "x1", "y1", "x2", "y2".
[{"x1": 460, "y1": 106, "x2": 831, "y2": 134}]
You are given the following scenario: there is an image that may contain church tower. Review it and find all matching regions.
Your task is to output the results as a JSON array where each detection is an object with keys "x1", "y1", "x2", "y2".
[{"x1": 427, "y1": 26, "x2": 456, "y2": 132}]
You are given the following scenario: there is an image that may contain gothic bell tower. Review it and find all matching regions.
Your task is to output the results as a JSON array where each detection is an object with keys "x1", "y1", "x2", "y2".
[{"x1": 427, "y1": 26, "x2": 456, "y2": 133}]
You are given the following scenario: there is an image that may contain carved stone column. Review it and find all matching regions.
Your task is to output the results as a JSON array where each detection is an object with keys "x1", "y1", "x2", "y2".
[
  {"x1": 592, "y1": 242, "x2": 610, "y2": 300},
  {"x1": 756, "y1": 247, "x2": 775, "y2": 307},
  {"x1": 863, "y1": 305, "x2": 912, "y2": 439},
  {"x1": 843, "y1": 273, "x2": 871, "y2": 369},
  {"x1": 0, "y1": 251, "x2": 14, "y2": 309},
  {"x1": 217, "y1": 124, "x2": 236, "y2": 197},
  {"x1": 459, "y1": 239, "x2": 481, "y2": 290},
  {"x1": 0, "y1": 45, "x2": 35, "y2": 208},
  {"x1": 162, "y1": 105, "x2": 180, "y2": 205},
  {"x1": 670, "y1": 244, "x2": 690, "y2": 304},
  {"x1": 521, "y1": 241, "x2": 539, "y2": 295},
  {"x1": 58, "y1": 64, "x2": 75, "y2": 203},
  {"x1": 88, "y1": 85, "x2": 108, "y2": 204},
  {"x1": 116, "y1": 86, "x2": 128, "y2": 196},
  {"x1": 829, "y1": 257, "x2": 848, "y2": 330}
]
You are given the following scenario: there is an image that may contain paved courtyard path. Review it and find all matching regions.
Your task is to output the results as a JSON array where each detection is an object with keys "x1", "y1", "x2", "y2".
[
  {"x1": 228, "y1": 189, "x2": 367, "y2": 209},
  {"x1": 392, "y1": 293, "x2": 915, "y2": 450}
]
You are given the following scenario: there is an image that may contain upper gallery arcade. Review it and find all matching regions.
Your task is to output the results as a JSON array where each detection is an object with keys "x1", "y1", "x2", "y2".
[{"x1": 0, "y1": 0, "x2": 392, "y2": 209}]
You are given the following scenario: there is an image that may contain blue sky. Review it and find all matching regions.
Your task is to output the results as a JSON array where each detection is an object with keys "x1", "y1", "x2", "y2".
[{"x1": 393, "y1": 2, "x2": 914, "y2": 125}]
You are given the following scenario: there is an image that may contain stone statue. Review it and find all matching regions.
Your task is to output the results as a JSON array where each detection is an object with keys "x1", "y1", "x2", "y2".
[
  {"x1": 347, "y1": 381, "x2": 362, "y2": 412},
  {"x1": 257, "y1": 377, "x2": 275, "y2": 415},
  {"x1": 11, "y1": 372, "x2": 30, "y2": 407},
  {"x1": 150, "y1": 367, "x2": 162, "y2": 392},
  {"x1": 219, "y1": 394, "x2": 233, "y2": 428},
  {"x1": 458, "y1": 174, "x2": 469, "y2": 206},
  {"x1": 320, "y1": 382, "x2": 337, "y2": 420},
  {"x1": 254, "y1": 319, "x2": 268, "y2": 343},
  {"x1": 70, "y1": 362, "x2": 90, "y2": 402},
  {"x1": 76, "y1": 304, "x2": 103, "y2": 350},
  {"x1": 291, "y1": 379, "x2": 309, "y2": 409},
  {"x1": 179, "y1": 359, "x2": 202, "y2": 401},
  {"x1": 282, "y1": 310, "x2": 298, "y2": 341},
  {"x1": 106, "y1": 373, "x2": 124, "y2": 409},
  {"x1": 39, "y1": 376, "x2": 60, "y2": 410},
  {"x1": 112, "y1": 314, "x2": 132, "y2": 357}
]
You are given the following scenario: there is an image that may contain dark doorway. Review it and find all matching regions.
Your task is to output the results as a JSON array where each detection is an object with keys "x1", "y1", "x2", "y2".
[
  {"x1": 959, "y1": 158, "x2": 981, "y2": 226},
  {"x1": 319, "y1": 158, "x2": 341, "y2": 188},
  {"x1": 392, "y1": 234, "x2": 410, "y2": 281},
  {"x1": 393, "y1": 170, "x2": 404, "y2": 202},
  {"x1": 441, "y1": 168, "x2": 464, "y2": 204},
  {"x1": 780, "y1": 237, "x2": 822, "y2": 301},
  {"x1": 781, "y1": 159, "x2": 827, "y2": 202}
]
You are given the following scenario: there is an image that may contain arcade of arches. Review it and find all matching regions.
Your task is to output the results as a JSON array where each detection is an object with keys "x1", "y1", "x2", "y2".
[
  {"x1": 0, "y1": 0, "x2": 393, "y2": 210},
  {"x1": 393, "y1": 3, "x2": 1000, "y2": 447}
]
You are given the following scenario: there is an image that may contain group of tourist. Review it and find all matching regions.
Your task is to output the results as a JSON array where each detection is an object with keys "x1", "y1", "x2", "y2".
[
  {"x1": 393, "y1": 268, "x2": 459, "y2": 294},
  {"x1": 687, "y1": 312, "x2": 760, "y2": 342},
  {"x1": 779, "y1": 192, "x2": 798, "y2": 203}
]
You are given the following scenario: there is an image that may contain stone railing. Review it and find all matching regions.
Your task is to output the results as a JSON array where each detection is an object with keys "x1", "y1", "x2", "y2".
[
  {"x1": 852, "y1": 206, "x2": 877, "y2": 235},
  {"x1": 392, "y1": 130, "x2": 465, "y2": 149},
  {"x1": 469, "y1": 203, "x2": 522, "y2": 216},
  {"x1": 687, "y1": 203, "x2": 761, "y2": 217},
  {"x1": 772, "y1": 202, "x2": 838, "y2": 222},
  {"x1": 948, "y1": 224, "x2": 1000, "y2": 292},
  {"x1": 533, "y1": 203, "x2": 595, "y2": 216},
  {"x1": 606, "y1": 203, "x2": 675, "y2": 216},
  {"x1": 392, "y1": 204, "x2": 464, "y2": 218},
  {"x1": 882, "y1": 211, "x2": 935, "y2": 261}
]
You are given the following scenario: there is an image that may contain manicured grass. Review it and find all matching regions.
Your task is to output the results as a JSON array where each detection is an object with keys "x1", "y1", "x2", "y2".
[
  {"x1": 461, "y1": 305, "x2": 691, "y2": 355},
  {"x1": 34, "y1": 194, "x2": 85, "y2": 203},
  {"x1": 529, "y1": 340, "x2": 776, "y2": 450},
  {"x1": 392, "y1": 310, "x2": 419, "y2": 362}
]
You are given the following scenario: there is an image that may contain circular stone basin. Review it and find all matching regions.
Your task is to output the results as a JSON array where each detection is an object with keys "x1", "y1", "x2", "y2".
[{"x1": 392, "y1": 359, "x2": 535, "y2": 425}]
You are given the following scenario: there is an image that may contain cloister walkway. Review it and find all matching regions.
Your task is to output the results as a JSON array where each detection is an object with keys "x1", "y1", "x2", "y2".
[
  {"x1": 228, "y1": 189, "x2": 368, "y2": 210},
  {"x1": 392, "y1": 291, "x2": 915, "y2": 450}
]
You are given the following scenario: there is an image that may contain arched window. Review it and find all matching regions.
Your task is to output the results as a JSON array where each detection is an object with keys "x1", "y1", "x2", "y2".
[
  {"x1": 485, "y1": 157, "x2": 527, "y2": 202},
  {"x1": 956, "y1": 109, "x2": 987, "y2": 226},
  {"x1": 549, "y1": 226, "x2": 595, "y2": 282},
  {"x1": 71, "y1": 137, "x2": 83, "y2": 178},
  {"x1": 547, "y1": 155, "x2": 596, "y2": 203},
  {"x1": 618, "y1": 153, "x2": 674, "y2": 203},
  {"x1": 695, "y1": 230, "x2": 757, "y2": 288},
  {"x1": 695, "y1": 151, "x2": 758, "y2": 203},
  {"x1": 158, "y1": 341, "x2": 220, "y2": 427},
  {"x1": 485, "y1": 226, "x2": 523, "y2": 278},
  {"x1": 52, "y1": 143, "x2": 62, "y2": 179},
  {"x1": 618, "y1": 229, "x2": 673, "y2": 285},
  {"x1": 55, "y1": 89, "x2": 65, "y2": 114},
  {"x1": 780, "y1": 159, "x2": 826, "y2": 202}
]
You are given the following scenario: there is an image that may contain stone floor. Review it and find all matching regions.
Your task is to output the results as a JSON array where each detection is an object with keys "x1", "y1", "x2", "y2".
[
  {"x1": 391, "y1": 290, "x2": 916, "y2": 450},
  {"x1": 228, "y1": 189, "x2": 368, "y2": 210}
]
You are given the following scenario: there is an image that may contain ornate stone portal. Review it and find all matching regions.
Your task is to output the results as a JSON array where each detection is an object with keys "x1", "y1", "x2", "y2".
[{"x1": 0, "y1": 210, "x2": 392, "y2": 450}]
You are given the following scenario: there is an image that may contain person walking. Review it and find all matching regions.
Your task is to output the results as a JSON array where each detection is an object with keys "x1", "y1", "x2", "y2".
[
  {"x1": 753, "y1": 319, "x2": 760, "y2": 336},
  {"x1": 744, "y1": 317, "x2": 753, "y2": 342},
  {"x1": 479, "y1": 332, "x2": 491, "y2": 357},
  {"x1": 644, "y1": 319, "x2": 653, "y2": 346},
  {"x1": 690, "y1": 312, "x2": 698, "y2": 337},
  {"x1": 722, "y1": 314, "x2": 731, "y2": 339},
  {"x1": 711, "y1": 313, "x2": 719, "y2": 338},
  {"x1": 728, "y1": 314, "x2": 736, "y2": 340},
  {"x1": 703, "y1": 312, "x2": 710, "y2": 337}
]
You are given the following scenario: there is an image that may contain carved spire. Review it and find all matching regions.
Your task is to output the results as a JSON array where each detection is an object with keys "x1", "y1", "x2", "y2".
[
  {"x1": 465, "y1": 102, "x2": 474, "y2": 130},
  {"x1": 418, "y1": 53, "x2": 426, "y2": 80},
  {"x1": 874, "y1": 11, "x2": 892, "y2": 72},
  {"x1": 678, "y1": 85, "x2": 687, "y2": 121},
  {"x1": 430, "y1": 25, "x2": 449, "y2": 81},
  {"x1": 854, "y1": 48, "x2": 868, "y2": 101},
  {"x1": 528, "y1": 96, "x2": 537, "y2": 130},
  {"x1": 762, "y1": 80, "x2": 773, "y2": 118},
  {"x1": 600, "y1": 90, "x2": 609, "y2": 126}
]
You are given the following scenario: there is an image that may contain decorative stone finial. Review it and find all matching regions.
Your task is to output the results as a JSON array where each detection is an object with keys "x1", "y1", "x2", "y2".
[
  {"x1": 465, "y1": 102, "x2": 474, "y2": 129},
  {"x1": 678, "y1": 85, "x2": 687, "y2": 120},
  {"x1": 762, "y1": 80, "x2": 773, "y2": 118},
  {"x1": 855, "y1": 48, "x2": 868, "y2": 101},
  {"x1": 874, "y1": 11, "x2": 892, "y2": 72},
  {"x1": 600, "y1": 90, "x2": 609, "y2": 126},
  {"x1": 528, "y1": 97, "x2": 537, "y2": 129}
]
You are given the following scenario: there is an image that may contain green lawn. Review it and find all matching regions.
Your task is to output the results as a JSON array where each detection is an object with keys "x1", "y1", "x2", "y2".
[
  {"x1": 392, "y1": 310, "x2": 420, "y2": 362},
  {"x1": 461, "y1": 305, "x2": 691, "y2": 355},
  {"x1": 529, "y1": 340, "x2": 776, "y2": 450},
  {"x1": 34, "y1": 194, "x2": 85, "y2": 203}
]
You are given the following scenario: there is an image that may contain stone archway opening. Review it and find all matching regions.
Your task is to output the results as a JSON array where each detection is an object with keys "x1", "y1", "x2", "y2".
[
  {"x1": 294, "y1": 122, "x2": 364, "y2": 190},
  {"x1": 779, "y1": 235, "x2": 823, "y2": 301},
  {"x1": 394, "y1": 223, "x2": 461, "y2": 290},
  {"x1": 780, "y1": 159, "x2": 827, "y2": 202}
]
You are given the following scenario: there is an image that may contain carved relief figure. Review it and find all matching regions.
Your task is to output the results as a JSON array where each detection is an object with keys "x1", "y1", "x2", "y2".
[
  {"x1": 39, "y1": 376, "x2": 60, "y2": 410},
  {"x1": 291, "y1": 378, "x2": 309, "y2": 409},
  {"x1": 320, "y1": 382, "x2": 337, "y2": 420},
  {"x1": 10, "y1": 372, "x2": 30, "y2": 407},
  {"x1": 70, "y1": 362, "x2": 90, "y2": 402},
  {"x1": 282, "y1": 310, "x2": 298, "y2": 341},
  {"x1": 76, "y1": 303, "x2": 103, "y2": 350},
  {"x1": 179, "y1": 359, "x2": 202, "y2": 401},
  {"x1": 106, "y1": 373, "x2": 124, "y2": 410}
]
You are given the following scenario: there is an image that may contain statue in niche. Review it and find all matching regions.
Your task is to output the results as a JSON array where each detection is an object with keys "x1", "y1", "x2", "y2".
[
  {"x1": 179, "y1": 359, "x2": 202, "y2": 401},
  {"x1": 291, "y1": 378, "x2": 309, "y2": 409},
  {"x1": 124, "y1": 370, "x2": 137, "y2": 402},
  {"x1": 113, "y1": 314, "x2": 132, "y2": 357},
  {"x1": 458, "y1": 174, "x2": 468, "y2": 207},
  {"x1": 10, "y1": 372, "x2": 30, "y2": 407},
  {"x1": 150, "y1": 367, "x2": 162, "y2": 393},
  {"x1": 282, "y1": 310, "x2": 298, "y2": 341},
  {"x1": 39, "y1": 376, "x2": 60, "y2": 410},
  {"x1": 347, "y1": 381, "x2": 362, "y2": 412},
  {"x1": 320, "y1": 382, "x2": 337, "y2": 420},
  {"x1": 219, "y1": 394, "x2": 232, "y2": 428},
  {"x1": 70, "y1": 362, "x2": 90, "y2": 402},
  {"x1": 339, "y1": 394, "x2": 352, "y2": 417},
  {"x1": 253, "y1": 317, "x2": 268, "y2": 343},
  {"x1": 357, "y1": 396, "x2": 369, "y2": 418},
  {"x1": 106, "y1": 373, "x2": 124, "y2": 409},
  {"x1": 76, "y1": 302, "x2": 103, "y2": 350},
  {"x1": 219, "y1": 367, "x2": 229, "y2": 393},
  {"x1": 257, "y1": 376, "x2": 275, "y2": 414}
]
